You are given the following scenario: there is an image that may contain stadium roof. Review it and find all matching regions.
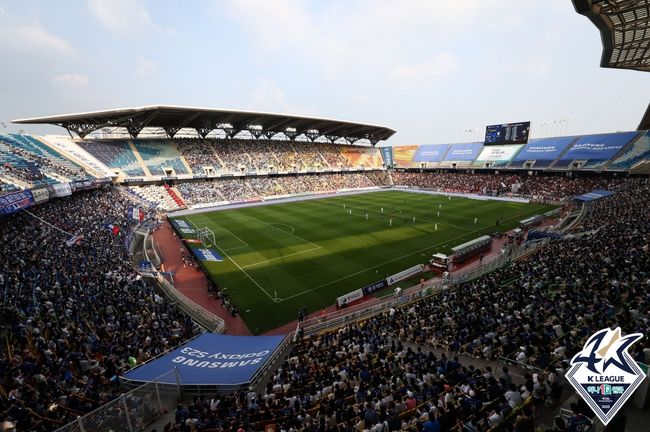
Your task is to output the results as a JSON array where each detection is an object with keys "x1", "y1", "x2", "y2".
[
  {"x1": 12, "y1": 105, "x2": 396, "y2": 144},
  {"x1": 572, "y1": 0, "x2": 650, "y2": 72},
  {"x1": 639, "y1": 101, "x2": 650, "y2": 129}
]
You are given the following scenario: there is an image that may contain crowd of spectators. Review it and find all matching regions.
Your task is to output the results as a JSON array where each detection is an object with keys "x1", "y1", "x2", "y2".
[
  {"x1": 176, "y1": 140, "x2": 224, "y2": 173},
  {"x1": 0, "y1": 188, "x2": 199, "y2": 431},
  {"x1": 391, "y1": 171, "x2": 625, "y2": 201},
  {"x1": 177, "y1": 173, "x2": 388, "y2": 206}
]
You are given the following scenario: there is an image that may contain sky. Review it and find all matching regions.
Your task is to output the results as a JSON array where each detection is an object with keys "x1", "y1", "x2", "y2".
[{"x1": 0, "y1": 0, "x2": 648, "y2": 146}]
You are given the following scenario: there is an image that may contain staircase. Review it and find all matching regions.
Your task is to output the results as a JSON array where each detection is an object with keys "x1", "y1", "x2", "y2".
[{"x1": 164, "y1": 184, "x2": 186, "y2": 208}]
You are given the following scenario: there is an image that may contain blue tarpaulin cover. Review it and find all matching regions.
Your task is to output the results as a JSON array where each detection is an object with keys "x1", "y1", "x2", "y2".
[
  {"x1": 573, "y1": 189, "x2": 615, "y2": 202},
  {"x1": 123, "y1": 333, "x2": 284, "y2": 385}
]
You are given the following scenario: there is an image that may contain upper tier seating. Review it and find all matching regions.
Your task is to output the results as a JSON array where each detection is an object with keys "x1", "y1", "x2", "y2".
[
  {"x1": 79, "y1": 140, "x2": 145, "y2": 176},
  {"x1": 132, "y1": 140, "x2": 190, "y2": 176}
]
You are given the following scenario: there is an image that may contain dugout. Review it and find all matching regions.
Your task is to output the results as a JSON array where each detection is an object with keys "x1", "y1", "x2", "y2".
[{"x1": 451, "y1": 235, "x2": 492, "y2": 263}]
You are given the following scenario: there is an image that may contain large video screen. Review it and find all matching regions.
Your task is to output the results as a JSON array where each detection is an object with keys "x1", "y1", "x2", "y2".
[{"x1": 485, "y1": 121, "x2": 530, "y2": 145}]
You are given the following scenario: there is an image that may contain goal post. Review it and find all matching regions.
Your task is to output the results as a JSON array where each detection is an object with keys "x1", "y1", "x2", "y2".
[{"x1": 197, "y1": 226, "x2": 216, "y2": 246}]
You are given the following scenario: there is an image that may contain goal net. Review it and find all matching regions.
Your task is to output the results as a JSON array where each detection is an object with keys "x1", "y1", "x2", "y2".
[{"x1": 197, "y1": 227, "x2": 216, "y2": 246}]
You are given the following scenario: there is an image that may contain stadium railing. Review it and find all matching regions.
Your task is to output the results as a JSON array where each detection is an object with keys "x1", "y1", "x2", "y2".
[
  {"x1": 140, "y1": 228, "x2": 226, "y2": 333},
  {"x1": 297, "y1": 239, "x2": 549, "y2": 336},
  {"x1": 54, "y1": 370, "x2": 182, "y2": 432}
]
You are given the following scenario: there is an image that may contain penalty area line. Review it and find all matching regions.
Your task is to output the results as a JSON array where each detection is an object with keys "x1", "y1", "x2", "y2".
[{"x1": 184, "y1": 218, "x2": 277, "y2": 302}]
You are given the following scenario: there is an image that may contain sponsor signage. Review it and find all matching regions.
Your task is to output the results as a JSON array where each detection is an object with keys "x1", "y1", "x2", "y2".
[
  {"x1": 361, "y1": 279, "x2": 388, "y2": 296},
  {"x1": 31, "y1": 187, "x2": 50, "y2": 204},
  {"x1": 123, "y1": 333, "x2": 284, "y2": 385},
  {"x1": 336, "y1": 289, "x2": 364, "y2": 307},
  {"x1": 193, "y1": 248, "x2": 223, "y2": 262},
  {"x1": 386, "y1": 264, "x2": 424, "y2": 286}
]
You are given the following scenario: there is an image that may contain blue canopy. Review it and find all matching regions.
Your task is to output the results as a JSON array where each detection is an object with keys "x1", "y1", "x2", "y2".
[
  {"x1": 123, "y1": 333, "x2": 284, "y2": 385},
  {"x1": 574, "y1": 189, "x2": 615, "y2": 202}
]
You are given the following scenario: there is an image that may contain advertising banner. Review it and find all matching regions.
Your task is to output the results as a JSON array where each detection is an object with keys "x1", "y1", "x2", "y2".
[
  {"x1": 386, "y1": 264, "x2": 424, "y2": 286},
  {"x1": 380, "y1": 147, "x2": 394, "y2": 166},
  {"x1": 49, "y1": 182, "x2": 72, "y2": 197},
  {"x1": 558, "y1": 131, "x2": 639, "y2": 166},
  {"x1": 0, "y1": 190, "x2": 35, "y2": 215},
  {"x1": 31, "y1": 187, "x2": 50, "y2": 204},
  {"x1": 443, "y1": 143, "x2": 483, "y2": 161},
  {"x1": 193, "y1": 248, "x2": 223, "y2": 262},
  {"x1": 361, "y1": 279, "x2": 389, "y2": 296},
  {"x1": 474, "y1": 144, "x2": 523, "y2": 162},
  {"x1": 512, "y1": 137, "x2": 575, "y2": 165},
  {"x1": 172, "y1": 219, "x2": 195, "y2": 233},
  {"x1": 412, "y1": 144, "x2": 449, "y2": 162},
  {"x1": 123, "y1": 333, "x2": 285, "y2": 385},
  {"x1": 392, "y1": 145, "x2": 419, "y2": 167},
  {"x1": 336, "y1": 289, "x2": 364, "y2": 307}
]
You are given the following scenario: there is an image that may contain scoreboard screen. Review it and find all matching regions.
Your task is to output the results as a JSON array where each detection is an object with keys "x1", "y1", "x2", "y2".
[{"x1": 484, "y1": 121, "x2": 530, "y2": 145}]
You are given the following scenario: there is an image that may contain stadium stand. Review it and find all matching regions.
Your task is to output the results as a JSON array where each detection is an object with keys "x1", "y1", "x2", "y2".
[
  {"x1": 608, "y1": 130, "x2": 650, "y2": 170},
  {"x1": 79, "y1": 140, "x2": 145, "y2": 177},
  {"x1": 0, "y1": 140, "x2": 59, "y2": 187},
  {"x1": 0, "y1": 135, "x2": 88, "y2": 180},
  {"x1": 132, "y1": 140, "x2": 190, "y2": 176},
  {"x1": 0, "y1": 188, "x2": 199, "y2": 431},
  {"x1": 129, "y1": 184, "x2": 185, "y2": 211},
  {"x1": 390, "y1": 171, "x2": 623, "y2": 201}
]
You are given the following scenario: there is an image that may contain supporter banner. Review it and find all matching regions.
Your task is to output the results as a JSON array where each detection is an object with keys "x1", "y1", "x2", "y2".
[
  {"x1": 380, "y1": 146, "x2": 394, "y2": 166},
  {"x1": 49, "y1": 182, "x2": 72, "y2": 197},
  {"x1": 31, "y1": 187, "x2": 50, "y2": 204},
  {"x1": 361, "y1": 279, "x2": 388, "y2": 296},
  {"x1": 123, "y1": 333, "x2": 284, "y2": 385},
  {"x1": 512, "y1": 137, "x2": 575, "y2": 162},
  {"x1": 443, "y1": 143, "x2": 483, "y2": 161},
  {"x1": 392, "y1": 145, "x2": 419, "y2": 167},
  {"x1": 71, "y1": 179, "x2": 96, "y2": 191},
  {"x1": 560, "y1": 131, "x2": 639, "y2": 163},
  {"x1": 172, "y1": 219, "x2": 195, "y2": 233},
  {"x1": 193, "y1": 248, "x2": 223, "y2": 262},
  {"x1": 386, "y1": 264, "x2": 424, "y2": 286},
  {"x1": 185, "y1": 238, "x2": 203, "y2": 245},
  {"x1": 474, "y1": 144, "x2": 523, "y2": 162},
  {"x1": 0, "y1": 190, "x2": 35, "y2": 215},
  {"x1": 574, "y1": 189, "x2": 615, "y2": 202},
  {"x1": 412, "y1": 144, "x2": 449, "y2": 162},
  {"x1": 336, "y1": 289, "x2": 364, "y2": 307},
  {"x1": 96, "y1": 177, "x2": 112, "y2": 184}
]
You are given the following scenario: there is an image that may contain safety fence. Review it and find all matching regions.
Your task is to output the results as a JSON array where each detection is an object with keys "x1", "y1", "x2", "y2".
[{"x1": 55, "y1": 370, "x2": 182, "y2": 432}]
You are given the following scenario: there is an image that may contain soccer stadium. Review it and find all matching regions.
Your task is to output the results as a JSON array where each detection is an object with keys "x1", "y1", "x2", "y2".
[{"x1": 1, "y1": 1, "x2": 649, "y2": 432}]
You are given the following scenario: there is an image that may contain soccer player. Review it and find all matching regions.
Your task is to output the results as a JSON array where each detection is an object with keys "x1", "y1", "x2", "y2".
[
  {"x1": 365, "y1": 213, "x2": 368, "y2": 220},
  {"x1": 381, "y1": 207, "x2": 384, "y2": 213},
  {"x1": 412, "y1": 216, "x2": 416, "y2": 223},
  {"x1": 389, "y1": 219, "x2": 392, "y2": 227},
  {"x1": 474, "y1": 217, "x2": 478, "y2": 224},
  {"x1": 437, "y1": 210, "x2": 440, "y2": 218},
  {"x1": 435, "y1": 223, "x2": 438, "y2": 231}
]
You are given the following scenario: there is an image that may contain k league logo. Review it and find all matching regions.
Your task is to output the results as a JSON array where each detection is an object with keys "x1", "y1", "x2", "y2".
[{"x1": 567, "y1": 327, "x2": 645, "y2": 425}]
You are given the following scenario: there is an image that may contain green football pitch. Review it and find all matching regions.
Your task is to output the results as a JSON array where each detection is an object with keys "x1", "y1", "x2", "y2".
[{"x1": 171, "y1": 190, "x2": 556, "y2": 333}]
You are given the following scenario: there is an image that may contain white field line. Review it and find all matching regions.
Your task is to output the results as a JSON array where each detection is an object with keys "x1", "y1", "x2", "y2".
[
  {"x1": 241, "y1": 245, "x2": 322, "y2": 269},
  {"x1": 184, "y1": 218, "x2": 276, "y2": 302},
  {"x1": 211, "y1": 227, "x2": 250, "y2": 247}
]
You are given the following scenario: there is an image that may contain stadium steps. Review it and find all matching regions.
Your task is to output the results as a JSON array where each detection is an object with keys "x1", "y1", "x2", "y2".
[
  {"x1": 0, "y1": 174, "x2": 27, "y2": 190},
  {"x1": 127, "y1": 140, "x2": 152, "y2": 177},
  {"x1": 163, "y1": 184, "x2": 185, "y2": 207},
  {"x1": 172, "y1": 141, "x2": 194, "y2": 176},
  {"x1": 207, "y1": 141, "x2": 227, "y2": 170}
]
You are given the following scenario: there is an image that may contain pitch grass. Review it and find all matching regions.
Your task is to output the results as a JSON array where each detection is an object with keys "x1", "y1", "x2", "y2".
[{"x1": 172, "y1": 190, "x2": 556, "y2": 334}]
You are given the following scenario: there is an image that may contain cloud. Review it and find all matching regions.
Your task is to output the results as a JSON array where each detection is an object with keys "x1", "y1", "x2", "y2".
[
  {"x1": 0, "y1": 22, "x2": 76, "y2": 56},
  {"x1": 52, "y1": 74, "x2": 90, "y2": 90},
  {"x1": 249, "y1": 78, "x2": 317, "y2": 116},
  {"x1": 136, "y1": 57, "x2": 157, "y2": 78},
  {"x1": 87, "y1": 0, "x2": 157, "y2": 36},
  {"x1": 392, "y1": 52, "x2": 460, "y2": 81}
]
